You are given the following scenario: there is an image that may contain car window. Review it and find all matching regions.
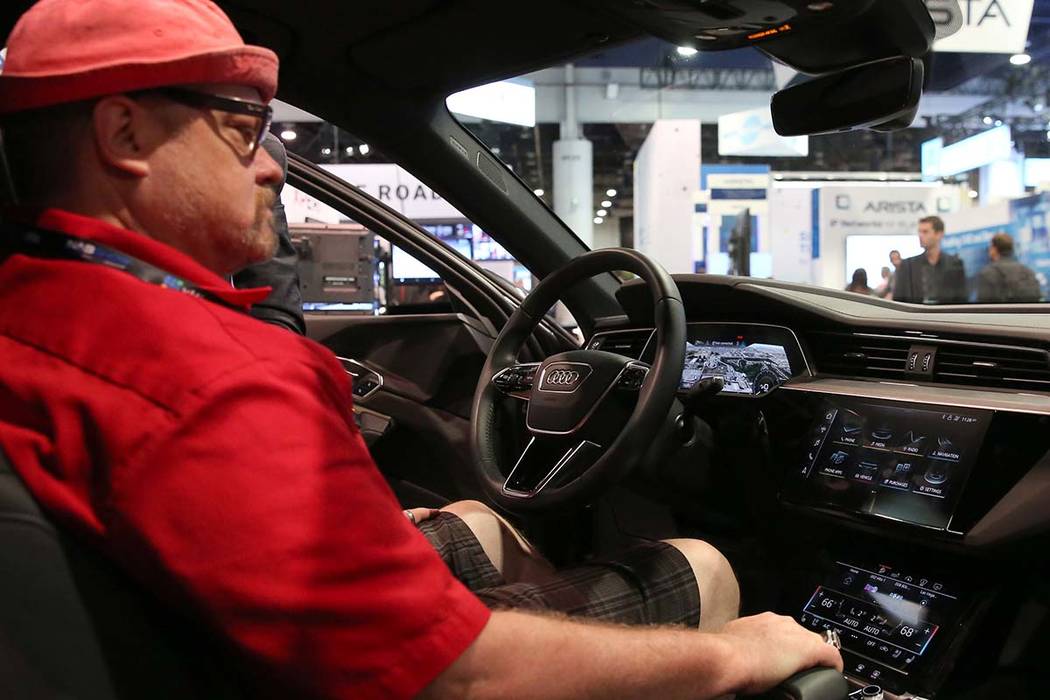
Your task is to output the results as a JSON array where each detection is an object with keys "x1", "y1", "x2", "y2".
[
  {"x1": 271, "y1": 114, "x2": 537, "y2": 315},
  {"x1": 446, "y1": 18, "x2": 1050, "y2": 307}
]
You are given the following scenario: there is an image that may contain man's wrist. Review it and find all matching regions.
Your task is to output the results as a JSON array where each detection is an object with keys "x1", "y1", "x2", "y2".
[{"x1": 704, "y1": 632, "x2": 753, "y2": 696}]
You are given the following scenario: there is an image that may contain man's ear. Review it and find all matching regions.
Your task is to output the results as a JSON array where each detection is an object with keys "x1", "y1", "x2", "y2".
[{"x1": 91, "y1": 95, "x2": 162, "y2": 178}]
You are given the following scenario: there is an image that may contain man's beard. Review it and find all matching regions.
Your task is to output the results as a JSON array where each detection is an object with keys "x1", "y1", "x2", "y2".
[{"x1": 247, "y1": 187, "x2": 279, "y2": 260}]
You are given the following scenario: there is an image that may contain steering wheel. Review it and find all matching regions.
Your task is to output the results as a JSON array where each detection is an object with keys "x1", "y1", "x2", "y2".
[{"x1": 470, "y1": 248, "x2": 686, "y2": 511}]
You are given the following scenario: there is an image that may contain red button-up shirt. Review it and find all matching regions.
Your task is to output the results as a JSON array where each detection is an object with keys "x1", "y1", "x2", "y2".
[{"x1": 0, "y1": 209, "x2": 490, "y2": 699}]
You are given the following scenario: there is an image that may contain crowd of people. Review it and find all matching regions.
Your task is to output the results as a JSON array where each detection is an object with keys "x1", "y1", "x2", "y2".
[{"x1": 846, "y1": 216, "x2": 1044, "y2": 304}]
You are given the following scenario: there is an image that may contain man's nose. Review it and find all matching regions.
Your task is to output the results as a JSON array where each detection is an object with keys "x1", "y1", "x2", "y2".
[{"x1": 255, "y1": 146, "x2": 282, "y2": 188}]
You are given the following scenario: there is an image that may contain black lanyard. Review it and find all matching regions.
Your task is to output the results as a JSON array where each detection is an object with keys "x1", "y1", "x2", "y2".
[{"x1": 0, "y1": 223, "x2": 244, "y2": 312}]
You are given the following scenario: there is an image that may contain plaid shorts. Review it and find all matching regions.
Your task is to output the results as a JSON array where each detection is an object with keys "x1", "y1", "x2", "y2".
[{"x1": 419, "y1": 512, "x2": 700, "y2": 627}]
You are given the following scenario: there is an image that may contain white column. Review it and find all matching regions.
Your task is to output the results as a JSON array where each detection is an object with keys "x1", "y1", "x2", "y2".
[
  {"x1": 633, "y1": 119, "x2": 701, "y2": 273},
  {"x1": 553, "y1": 64, "x2": 594, "y2": 248}
]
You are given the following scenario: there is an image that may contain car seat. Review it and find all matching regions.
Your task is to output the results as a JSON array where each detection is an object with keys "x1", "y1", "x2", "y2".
[{"x1": 0, "y1": 449, "x2": 244, "y2": 699}]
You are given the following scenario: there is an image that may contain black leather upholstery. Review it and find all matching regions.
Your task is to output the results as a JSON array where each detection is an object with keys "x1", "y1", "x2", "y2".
[{"x1": 0, "y1": 451, "x2": 244, "y2": 699}]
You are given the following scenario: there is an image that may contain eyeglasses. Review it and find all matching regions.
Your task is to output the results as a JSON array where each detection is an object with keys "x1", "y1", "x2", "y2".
[{"x1": 152, "y1": 87, "x2": 273, "y2": 158}]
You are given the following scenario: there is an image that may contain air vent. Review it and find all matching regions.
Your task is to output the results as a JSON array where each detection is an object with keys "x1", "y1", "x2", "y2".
[
  {"x1": 810, "y1": 332, "x2": 911, "y2": 380},
  {"x1": 811, "y1": 331, "x2": 1050, "y2": 393},
  {"x1": 933, "y1": 344, "x2": 1050, "y2": 392},
  {"x1": 587, "y1": 330, "x2": 653, "y2": 360}
]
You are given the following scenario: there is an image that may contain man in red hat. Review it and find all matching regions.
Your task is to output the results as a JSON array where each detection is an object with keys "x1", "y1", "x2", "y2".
[{"x1": 0, "y1": 1, "x2": 839, "y2": 698}]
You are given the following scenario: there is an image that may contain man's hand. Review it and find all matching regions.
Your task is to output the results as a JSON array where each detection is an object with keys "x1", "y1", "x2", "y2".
[
  {"x1": 404, "y1": 507, "x2": 439, "y2": 526},
  {"x1": 721, "y1": 612, "x2": 844, "y2": 695}
]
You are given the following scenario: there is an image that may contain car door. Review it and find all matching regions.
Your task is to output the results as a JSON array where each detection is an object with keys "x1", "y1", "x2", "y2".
[{"x1": 284, "y1": 154, "x2": 578, "y2": 507}]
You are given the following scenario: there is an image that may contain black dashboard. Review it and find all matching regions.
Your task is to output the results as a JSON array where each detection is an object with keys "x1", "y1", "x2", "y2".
[{"x1": 588, "y1": 275, "x2": 1050, "y2": 698}]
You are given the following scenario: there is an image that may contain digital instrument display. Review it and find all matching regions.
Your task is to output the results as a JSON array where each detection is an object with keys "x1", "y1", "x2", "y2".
[
  {"x1": 795, "y1": 398, "x2": 991, "y2": 529},
  {"x1": 799, "y1": 562, "x2": 961, "y2": 691},
  {"x1": 679, "y1": 325, "x2": 800, "y2": 396}
]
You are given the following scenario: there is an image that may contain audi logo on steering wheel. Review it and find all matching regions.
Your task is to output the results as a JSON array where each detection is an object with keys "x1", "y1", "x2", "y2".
[
  {"x1": 539, "y1": 363, "x2": 591, "y2": 393},
  {"x1": 547, "y1": 369, "x2": 580, "y2": 386}
]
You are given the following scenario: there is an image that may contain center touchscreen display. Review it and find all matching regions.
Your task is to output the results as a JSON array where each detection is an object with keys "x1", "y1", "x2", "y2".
[
  {"x1": 796, "y1": 398, "x2": 991, "y2": 529},
  {"x1": 680, "y1": 333, "x2": 795, "y2": 395}
]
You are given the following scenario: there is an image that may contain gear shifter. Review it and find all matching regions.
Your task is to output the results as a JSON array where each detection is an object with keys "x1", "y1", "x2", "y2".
[{"x1": 756, "y1": 667, "x2": 851, "y2": 700}]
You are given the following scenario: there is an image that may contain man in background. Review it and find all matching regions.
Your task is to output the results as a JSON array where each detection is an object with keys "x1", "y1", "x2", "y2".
[
  {"x1": 977, "y1": 232, "x2": 1042, "y2": 303},
  {"x1": 892, "y1": 216, "x2": 967, "y2": 304},
  {"x1": 877, "y1": 250, "x2": 902, "y2": 299},
  {"x1": 233, "y1": 132, "x2": 306, "y2": 334}
]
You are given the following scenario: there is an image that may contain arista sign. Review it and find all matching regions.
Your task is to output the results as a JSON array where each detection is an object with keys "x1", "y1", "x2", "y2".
[{"x1": 930, "y1": 0, "x2": 1034, "y2": 54}]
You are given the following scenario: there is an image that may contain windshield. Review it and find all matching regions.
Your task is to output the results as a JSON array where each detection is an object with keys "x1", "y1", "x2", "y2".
[{"x1": 447, "y1": 7, "x2": 1050, "y2": 306}]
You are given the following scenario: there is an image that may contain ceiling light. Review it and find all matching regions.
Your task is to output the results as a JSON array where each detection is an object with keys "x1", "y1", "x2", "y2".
[
  {"x1": 676, "y1": 46, "x2": 698, "y2": 57},
  {"x1": 879, "y1": 174, "x2": 888, "y2": 181},
  {"x1": 774, "y1": 174, "x2": 784, "y2": 180},
  {"x1": 1036, "y1": 103, "x2": 1046, "y2": 113},
  {"x1": 968, "y1": 190, "x2": 979, "y2": 199},
  {"x1": 345, "y1": 146, "x2": 354, "y2": 155},
  {"x1": 606, "y1": 188, "x2": 617, "y2": 197},
  {"x1": 1011, "y1": 53, "x2": 1032, "y2": 66},
  {"x1": 321, "y1": 147, "x2": 332, "y2": 156},
  {"x1": 279, "y1": 128, "x2": 297, "y2": 141},
  {"x1": 597, "y1": 209, "x2": 608, "y2": 217},
  {"x1": 533, "y1": 188, "x2": 545, "y2": 196},
  {"x1": 359, "y1": 144, "x2": 371, "y2": 155},
  {"x1": 995, "y1": 119, "x2": 1003, "y2": 127},
  {"x1": 601, "y1": 199, "x2": 612, "y2": 208},
  {"x1": 983, "y1": 116, "x2": 993, "y2": 125},
  {"x1": 593, "y1": 217, "x2": 603, "y2": 225}
]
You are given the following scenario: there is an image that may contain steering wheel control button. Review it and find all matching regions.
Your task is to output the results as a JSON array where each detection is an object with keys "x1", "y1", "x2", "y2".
[
  {"x1": 492, "y1": 364, "x2": 539, "y2": 394},
  {"x1": 616, "y1": 363, "x2": 649, "y2": 390}
]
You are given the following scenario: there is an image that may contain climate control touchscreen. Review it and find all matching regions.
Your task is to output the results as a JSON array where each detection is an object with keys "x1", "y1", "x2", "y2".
[
  {"x1": 796, "y1": 398, "x2": 991, "y2": 529},
  {"x1": 800, "y1": 562, "x2": 960, "y2": 691}
]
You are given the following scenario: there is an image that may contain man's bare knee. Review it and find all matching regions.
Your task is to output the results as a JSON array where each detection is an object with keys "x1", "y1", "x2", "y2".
[
  {"x1": 662, "y1": 538, "x2": 740, "y2": 631},
  {"x1": 440, "y1": 500, "x2": 553, "y2": 582}
]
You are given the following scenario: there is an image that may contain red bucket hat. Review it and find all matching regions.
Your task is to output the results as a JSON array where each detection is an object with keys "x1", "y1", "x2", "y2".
[{"x1": 0, "y1": 0, "x2": 278, "y2": 115}]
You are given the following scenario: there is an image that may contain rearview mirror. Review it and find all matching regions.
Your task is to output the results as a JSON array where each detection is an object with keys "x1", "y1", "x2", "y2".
[{"x1": 771, "y1": 56, "x2": 924, "y2": 136}]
